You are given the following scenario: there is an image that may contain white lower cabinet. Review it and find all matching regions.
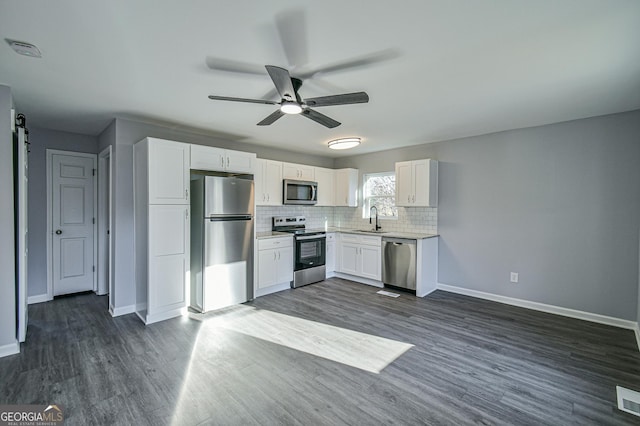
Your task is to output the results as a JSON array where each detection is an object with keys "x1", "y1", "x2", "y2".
[
  {"x1": 137, "y1": 204, "x2": 190, "y2": 324},
  {"x1": 257, "y1": 237, "x2": 293, "y2": 292},
  {"x1": 337, "y1": 233, "x2": 381, "y2": 282}
]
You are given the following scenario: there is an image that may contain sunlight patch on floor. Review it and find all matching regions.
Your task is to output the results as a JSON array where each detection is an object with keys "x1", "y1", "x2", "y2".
[{"x1": 205, "y1": 305, "x2": 414, "y2": 374}]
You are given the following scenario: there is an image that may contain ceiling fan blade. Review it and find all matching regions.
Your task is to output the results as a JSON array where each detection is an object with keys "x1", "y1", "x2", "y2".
[
  {"x1": 302, "y1": 109, "x2": 341, "y2": 128},
  {"x1": 208, "y1": 95, "x2": 277, "y2": 105},
  {"x1": 257, "y1": 110, "x2": 285, "y2": 126},
  {"x1": 275, "y1": 8, "x2": 308, "y2": 68},
  {"x1": 298, "y1": 48, "x2": 400, "y2": 79},
  {"x1": 304, "y1": 92, "x2": 369, "y2": 107},
  {"x1": 205, "y1": 56, "x2": 266, "y2": 75},
  {"x1": 265, "y1": 65, "x2": 297, "y2": 101}
]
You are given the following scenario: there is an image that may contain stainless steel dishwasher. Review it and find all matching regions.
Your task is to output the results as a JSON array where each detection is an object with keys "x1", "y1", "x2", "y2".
[{"x1": 382, "y1": 237, "x2": 417, "y2": 290}]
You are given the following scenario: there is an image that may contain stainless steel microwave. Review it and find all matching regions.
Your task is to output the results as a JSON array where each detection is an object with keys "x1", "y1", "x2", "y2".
[{"x1": 283, "y1": 179, "x2": 318, "y2": 205}]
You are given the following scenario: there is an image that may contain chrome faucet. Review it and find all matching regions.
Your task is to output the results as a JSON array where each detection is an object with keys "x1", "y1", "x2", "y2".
[{"x1": 369, "y1": 206, "x2": 382, "y2": 231}]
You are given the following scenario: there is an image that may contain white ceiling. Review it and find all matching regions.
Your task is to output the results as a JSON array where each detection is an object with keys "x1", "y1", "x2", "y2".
[{"x1": 1, "y1": 1, "x2": 639, "y2": 157}]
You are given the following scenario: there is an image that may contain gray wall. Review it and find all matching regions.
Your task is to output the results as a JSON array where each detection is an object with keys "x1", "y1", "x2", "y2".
[
  {"x1": 105, "y1": 117, "x2": 334, "y2": 311},
  {"x1": 27, "y1": 127, "x2": 99, "y2": 297},
  {"x1": 0, "y1": 85, "x2": 16, "y2": 349},
  {"x1": 336, "y1": 110, "x2": 640, "y2": 321}
]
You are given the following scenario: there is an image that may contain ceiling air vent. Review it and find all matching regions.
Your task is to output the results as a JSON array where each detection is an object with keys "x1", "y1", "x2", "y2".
[{"x1": 617, "y1": 386, "x2": 640, "y2": 417}]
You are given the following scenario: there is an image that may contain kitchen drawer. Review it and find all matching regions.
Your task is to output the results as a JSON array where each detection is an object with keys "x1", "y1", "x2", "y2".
[
  {"x1": 340, "y1": 233, "x2": 381, "y2": 246},
  {"x1": 359, "y1": 235, "x2": 382, "y2": 246},
  {"x1": 258, "y1": 236, "x2": 293, "y2": 251}
]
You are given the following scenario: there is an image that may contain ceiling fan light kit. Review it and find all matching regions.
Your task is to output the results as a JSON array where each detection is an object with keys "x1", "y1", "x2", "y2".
[
  {"x1": 5, "y1": 39, "x2": 42, "y2": 58},
  {"x1": 328, "y1": 137, "x2": 361, "y2": 150},
  {"x1": 280, "y1": 101, "x2": 303, "y2": 114}
]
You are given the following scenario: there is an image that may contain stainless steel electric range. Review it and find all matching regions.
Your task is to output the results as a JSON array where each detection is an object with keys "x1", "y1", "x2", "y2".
[{"x1": 272, "y1": 216, "x2": 326, "y2": 288}]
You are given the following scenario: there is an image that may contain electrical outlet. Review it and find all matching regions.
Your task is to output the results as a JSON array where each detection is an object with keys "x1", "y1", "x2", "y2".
[{"x1": 510, "y1": 272, "x2": 519, "y2": 283}]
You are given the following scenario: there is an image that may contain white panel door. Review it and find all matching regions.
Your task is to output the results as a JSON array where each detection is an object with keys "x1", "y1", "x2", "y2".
[{"x1": 52, "y1": 153, "x2": 95, "y2": 296}]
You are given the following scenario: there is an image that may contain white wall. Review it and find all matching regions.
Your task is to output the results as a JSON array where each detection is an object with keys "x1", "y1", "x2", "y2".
[
  {"x1": 0, "y1": 85, "x2": 17, "y2": 353},
  {"x1": 336, "y1": 110, "x2": 640, "y2": 321}
]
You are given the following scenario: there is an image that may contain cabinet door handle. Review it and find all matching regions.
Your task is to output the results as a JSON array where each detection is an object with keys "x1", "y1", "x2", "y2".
[
  {"x1": 185, "y1": 189, "x2": 189, "y2": 199},
  {"x1": 226, "y1": 156, "x2": 230, "y2": 168},
  {"x1": 267, "y1": 194, "x2": 270, "y2": 202},
  {"x1": 278, "y1": 251, "x2": 281, "y2": 260},
  {"x1": 186, "y1": 209, "x2": 189, "y2": 220},
  {"x1": 274, "y1": 252, "x2": 277, "y2": 261},
  {"x1": 221, "y1": 156, "x2": 224, "y2": 168},
  {"x1": 412, "y1": 194, "x2": 415, "y2": 203}
]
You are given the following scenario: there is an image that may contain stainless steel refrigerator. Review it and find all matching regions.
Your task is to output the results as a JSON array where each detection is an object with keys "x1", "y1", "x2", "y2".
[{"x1": 190, "y1": 173, "x2": 254, "y2": 312}]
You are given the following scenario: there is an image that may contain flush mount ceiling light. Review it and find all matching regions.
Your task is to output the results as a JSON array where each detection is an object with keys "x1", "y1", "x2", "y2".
[
  {"x1": 328, "y1": 138, "x2": 361, "y2": 150},
  {"x1": 280, "y1": 101, "x2": 303, "y2": 115},
  {"x1": 5, "y1": 39, "x2": 42, "y2": 58}
]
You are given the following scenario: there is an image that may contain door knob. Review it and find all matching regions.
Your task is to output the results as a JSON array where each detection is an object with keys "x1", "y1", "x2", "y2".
[{"x1": 55, "y1": 229, "x2": 62, "y2": 235}]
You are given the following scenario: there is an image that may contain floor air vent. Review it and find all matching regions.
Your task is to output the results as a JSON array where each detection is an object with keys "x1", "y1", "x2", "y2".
[
  {"x1": 376, "y1": 290, "x2": 400, "y2": 298},
  {"x1": 617, "y1": 386, "x2": 640, "y2": 417}
]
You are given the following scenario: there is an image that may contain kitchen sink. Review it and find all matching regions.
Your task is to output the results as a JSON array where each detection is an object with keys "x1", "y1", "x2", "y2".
[{"x1": 355, "y1": 229, "x2": 388, "y2": 234}]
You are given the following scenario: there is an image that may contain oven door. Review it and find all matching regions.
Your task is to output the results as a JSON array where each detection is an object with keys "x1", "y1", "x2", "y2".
[{"x1": 295, "y1": 235, "x2": 326, "y2": 270}]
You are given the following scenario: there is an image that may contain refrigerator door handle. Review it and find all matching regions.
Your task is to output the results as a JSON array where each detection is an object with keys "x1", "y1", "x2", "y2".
[{"x1": 209, "y1": 215, "x2": 253, "y2": 222}]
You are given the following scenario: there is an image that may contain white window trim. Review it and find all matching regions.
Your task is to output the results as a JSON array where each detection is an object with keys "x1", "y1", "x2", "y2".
[{"x1": 362, "y1": 171, "x2": 398, "y2": 220}]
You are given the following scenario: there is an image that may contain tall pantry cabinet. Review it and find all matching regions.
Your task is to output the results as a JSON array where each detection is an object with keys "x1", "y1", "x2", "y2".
[{"x1": 134, "y1": 137, "x2": 190, "y2": 325}]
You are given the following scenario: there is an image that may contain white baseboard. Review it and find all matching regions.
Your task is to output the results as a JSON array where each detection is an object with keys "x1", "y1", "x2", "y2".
[
  {"x1": 255, "y1": 282, "x2": 291, "y2": 298},
  {"x1": 334, "y1": 272, "x2": 383, "y2": 288},
  {"x1": 110, "y1": 304, "x2": 135, "y2": 317},
  {"x1": 28, "y1": 294, "x2": 52, "y2": 305},
  {"x1": 436, "y1": 283, "x2": 637, "y2": 330},
  {"x1": 0, "y1": 341, "x2": 20, "y2": 358}
]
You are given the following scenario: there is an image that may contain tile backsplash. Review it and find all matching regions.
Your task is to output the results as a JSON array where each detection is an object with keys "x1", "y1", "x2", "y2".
[
  {"x1": 256, "y1": 206, "x2": 335, "y2": 232},
  {"x1": 256, "y1": 205, "x2": 437, "y2": 234}
]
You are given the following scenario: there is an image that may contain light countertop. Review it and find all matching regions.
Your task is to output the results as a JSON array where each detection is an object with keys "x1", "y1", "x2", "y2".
[
  {"x1": 257, "y1": 228, "x2": 438, "y2": 240},
  {"x1": 256, "y1": 231, "x2": 292, "y2": 239}
]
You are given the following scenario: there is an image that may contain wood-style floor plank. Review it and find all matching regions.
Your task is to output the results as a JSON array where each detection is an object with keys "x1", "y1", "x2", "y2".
[{"x1": 1, "y1": 278, "x2": 639, "y2": 425}]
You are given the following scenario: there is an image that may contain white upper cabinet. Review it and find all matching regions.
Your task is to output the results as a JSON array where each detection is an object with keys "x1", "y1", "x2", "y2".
[
  {"x1": 314, "y1": 167, "x2": 335, "y2": 206},
  {"x1": 395, "y1": 159, "x2": 438, "y2": 207},
  {"x1": 190, "y1": 144, "x2": 256, "y2": 174},
  {"x1": 282, "y1": 162, "x2": 314, "y2": 181},
  {"x1": 146, "y1": 138, "x2": 190, "y2": 205},
  {"x1": 334, "y1": 168, "x2": 358, "y2": 207},
  {"x1": 226, "y1": 149, "x2": 256, "y2": 174},
  {"x1": 255, "y1": 159, "x2": 283, "y2": 206}
]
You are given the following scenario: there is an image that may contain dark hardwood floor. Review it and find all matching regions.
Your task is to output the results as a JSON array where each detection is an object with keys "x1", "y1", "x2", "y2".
[{"x1": 1, "y1": 278, "x2": 640, "y2": 425}]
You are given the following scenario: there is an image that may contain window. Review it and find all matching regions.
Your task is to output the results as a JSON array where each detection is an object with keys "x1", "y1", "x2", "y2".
[{"x1": 363, "y1": 172, "x2": 397, "y2": 219}]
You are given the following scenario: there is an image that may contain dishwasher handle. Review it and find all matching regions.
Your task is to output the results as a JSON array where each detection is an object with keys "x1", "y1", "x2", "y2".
[{"x1": 382, "y1": 237, "x2": 417, "y2": 245}]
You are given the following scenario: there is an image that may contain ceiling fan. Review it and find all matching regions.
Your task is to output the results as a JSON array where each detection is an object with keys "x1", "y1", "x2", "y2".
[{"x1": 208, "y1": 65, "x2": 369, "y2": 128}]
